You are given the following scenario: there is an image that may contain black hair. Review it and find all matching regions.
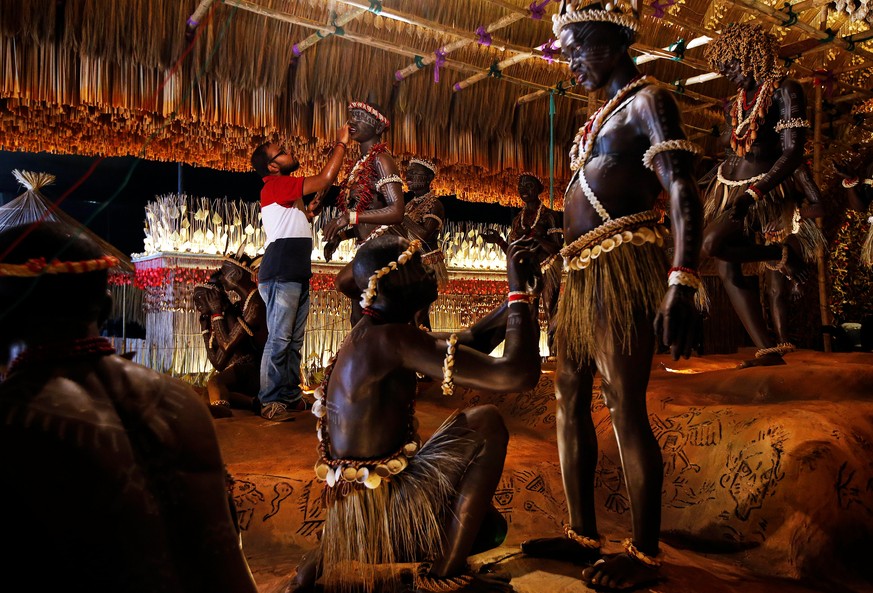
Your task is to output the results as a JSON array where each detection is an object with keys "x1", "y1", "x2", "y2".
[
  {"x1": 352, "y1": 235, "x2": 429, "y2": 307},
  {"x1": 0, "y1": 222, "x2": 110, "y2": 341},
  {"x1": 251, "y1": 142, "x2": 271, "y2": 177}
]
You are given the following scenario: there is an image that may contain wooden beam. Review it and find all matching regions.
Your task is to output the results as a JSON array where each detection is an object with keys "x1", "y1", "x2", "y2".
[
  {"x1": 394, "y1": 12, "x2": 526, "y2": 82},
  {"x1": 788, "y1": 0, "x2": 833, "y2": 13},
  {"x1": 334, "y1": 0, "x2": 544, "y2": 56}
]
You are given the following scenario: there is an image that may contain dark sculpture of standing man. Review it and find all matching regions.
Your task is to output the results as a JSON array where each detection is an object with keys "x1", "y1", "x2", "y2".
[
  {"x1": 703, "y1": 23, "x2": 824, "y2": 367},
  {"x1": 482, "y1": 172, "x2": 563, "y2": 355},
  {"x1": 521, "y1": 2, "x2": 705, "y2": 590},
  {"x1": 315, "y1": 100, "x2": 406, "y2": 326}
]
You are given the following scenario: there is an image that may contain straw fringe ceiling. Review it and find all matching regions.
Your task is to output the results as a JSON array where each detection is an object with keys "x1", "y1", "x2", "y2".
[{"x1": 2, "y1": 0, "x2": 873, "y2": 207}]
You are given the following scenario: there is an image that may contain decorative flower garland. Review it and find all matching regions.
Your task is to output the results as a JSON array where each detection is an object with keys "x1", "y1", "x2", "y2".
[
  {"x1": 730, "y1": 79, "x2": 776, "y2": 157},
  {"x1": 336, "y1": 143, "x2": 390, "y2": 216},
  {"x1": 0, "y1": 255, "x2": 118, "y2": 277}
]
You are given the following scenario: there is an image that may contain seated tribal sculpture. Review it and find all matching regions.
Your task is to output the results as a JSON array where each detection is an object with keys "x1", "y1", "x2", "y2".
[
  {"x1": 403, "y1": 157, "x2": 448, "y2": 330},
  {"x1": 193, "y1": 250, "x2": 267, "y2": 417},
  {"x1": 289, "y1": 235, "x2": 542, "y2": 593}
]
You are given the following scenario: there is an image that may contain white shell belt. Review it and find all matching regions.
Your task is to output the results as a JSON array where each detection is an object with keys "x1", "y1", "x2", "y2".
[{"x1": 560, "y1": 210, "x2": 667, "y2": 271}]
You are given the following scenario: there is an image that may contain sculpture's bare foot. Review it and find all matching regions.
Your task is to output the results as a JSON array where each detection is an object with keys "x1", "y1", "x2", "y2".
[
  {"x1": 520, "y1": 535, "x2": 602, "y2": 565},
  {"x1": 582, "y1": 554, "x2": 661, "y2": 591},
  {"x1": 283, "y1": 552, "x2": 321, "y2": 593}
]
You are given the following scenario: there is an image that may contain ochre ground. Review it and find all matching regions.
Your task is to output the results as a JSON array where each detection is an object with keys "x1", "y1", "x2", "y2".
[{"x1": 214, "y1": 349, "x2": 873, "y2": 593}]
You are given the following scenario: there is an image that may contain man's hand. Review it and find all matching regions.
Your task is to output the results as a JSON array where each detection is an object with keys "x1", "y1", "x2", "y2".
[
  {"x1": 322, "y1": 213, "x2": 350, "y2": 243},
  {"x1": 337, "y1": 124, "x2": 350, "y2": 146},
  {"x1": 730, "y1": 192, "x2": 754, "y2": 222},
  {"x1": 654, "y1": 284, "x2": 700, "y2": 360},
  {"x1": 833, "y1": 159, "x2": 858, "y2": 180},
  {"x1": 203, "y1": 289, "x2": 224, "y2": 314},
  {"x1": 480, "y1": 229, "x2": 503, "y2": 244},
  {"x1": 506, "y1": 238, "x2": 542, "y2": 295},
  {"x1": 323, "y1": 239, "x2": 339, "y2": 263}
]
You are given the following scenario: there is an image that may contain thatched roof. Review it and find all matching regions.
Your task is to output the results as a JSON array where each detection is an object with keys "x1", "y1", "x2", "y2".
[{"x1": 1, "y1": 0, "x2": 872, "y2": 207}]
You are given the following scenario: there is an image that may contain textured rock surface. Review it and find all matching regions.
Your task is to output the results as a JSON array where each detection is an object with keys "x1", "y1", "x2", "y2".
[{"x1": 215, "y1": 349, "x2": 873, "y2": 593}]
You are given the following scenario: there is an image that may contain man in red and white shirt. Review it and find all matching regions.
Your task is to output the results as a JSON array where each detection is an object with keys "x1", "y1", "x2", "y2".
[{"x1": 250, "y1": 125, "x2": 349, "y2": 421}]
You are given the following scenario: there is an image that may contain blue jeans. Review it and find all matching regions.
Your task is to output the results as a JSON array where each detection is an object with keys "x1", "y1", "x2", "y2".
[{"x1": 258, "y1": 280, "x2": 310, "y2": 406}]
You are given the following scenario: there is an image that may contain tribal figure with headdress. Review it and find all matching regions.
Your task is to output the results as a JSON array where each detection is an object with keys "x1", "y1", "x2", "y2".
[
  {"x1": 403, "y1": 156, "x2": 448, "y2": 330},
  {"x1": 317, "y1": 99, "x2": 407, "y2": 326},
  {"x1": 0, "y1": 222, "x2": 260, "y2": 593},
  {"x1": 703, "y1": 22, "x2": 825, "y2": 368},
  {"x1": 482, "y1": 172, "x2": 563, "y2": 356},
  {"x1": 520, "y1": 1, "x2": 705, "y2": 589},
  {"x1": 193, "y1": 247, "x2": 267, "y2": 417},
  {"x1": 288, "y1": 235, "x2": 542, "y2": 593}
]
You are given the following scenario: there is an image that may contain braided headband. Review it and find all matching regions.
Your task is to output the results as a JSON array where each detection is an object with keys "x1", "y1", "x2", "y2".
[
  {"x1": 0, "y1": 255, "x2": 118, "y2": 277},
  {"x1": 348, "y1": 101, "x2": 390, "y2": 129},
  {"x1": 222, "y1": 256, "x2": 257, "y2": 277},
  {"x1": 360, "y1": 240, "x2": 422, "y2": 308},
  {"x1": 552, "y1": 5, "x2": 640, "y2": 37},
  {"x1": 518, "y1": 171, "x2": 543, "y2": 185},
  {"x1": 409, "y1": 158, "x2": 438, "y2": 175}
]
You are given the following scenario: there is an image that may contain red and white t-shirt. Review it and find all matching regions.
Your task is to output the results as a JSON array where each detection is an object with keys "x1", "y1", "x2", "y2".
[{"x1": 258, "y1": 175, "x2": 312, "y2": 283}]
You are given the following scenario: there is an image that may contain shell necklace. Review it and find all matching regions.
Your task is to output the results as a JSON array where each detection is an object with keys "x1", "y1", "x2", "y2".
[
  {"x1": 520, "y1": 203, "x2": 544, "y2": 233},
  {"x1": 568, "y1": 75, "x2": 653, "y2": 222}
]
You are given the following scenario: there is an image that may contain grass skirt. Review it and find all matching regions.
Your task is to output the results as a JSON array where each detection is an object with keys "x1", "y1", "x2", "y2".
[
  {"x1": 704, "y1": 178, "x2": 825, "y2": 263},
  {"x1": 319, "y1": 413, "x2": 473, "y2": 593},
  {"x1": 555, "y1": 240, "x2": 668, "y2": 365}
]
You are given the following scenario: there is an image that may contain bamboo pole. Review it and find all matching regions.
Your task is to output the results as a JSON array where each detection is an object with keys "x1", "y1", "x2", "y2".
[
  {"x1": 726, "y1": 0, "x2": 873, "y2": 62},
  {"x1": 394, "y1": 12, "x2": 525, "y2": 82},
  {"x1": 291, "y1": 6, "x2": 370, "y2": 57},
  {"x1": 789, "y1": 0, "x2": 834, "y2": 13},
  {"x1": 334, "y1": 0, "x2": 540, "y2": 55},
  {"x1": 220, "y1": 0, "x2": 578, "y2": 98},
  {"x1": 811, "y1": 9, "x2": 832, "y2": 353},
  {"x1": 454, "y1": 52, "x2": 534, "y2": 92}
]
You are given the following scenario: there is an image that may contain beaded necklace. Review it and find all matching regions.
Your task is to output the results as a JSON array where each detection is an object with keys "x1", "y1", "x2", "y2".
[
  {"x1": 6, "y1": 337, "x2": 116, "y2": 376},
  {"x1": 568, "y1": 75, "x2": 653, "y2": 222},
  {"x1": 518, "y1": 203, "x2": 544, "y2": 235},
  {"x1": 336, "y1": 143, "x2": 390, "y2": 215},
  {"x1": 730, "y1": 79, "x2": 775, "y2": 157}
]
